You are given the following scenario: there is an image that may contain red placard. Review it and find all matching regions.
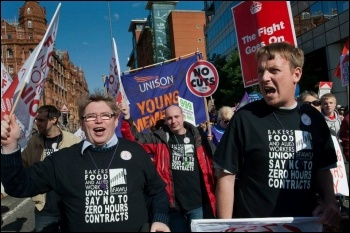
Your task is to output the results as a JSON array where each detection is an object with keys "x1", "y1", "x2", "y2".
[{"x1": 232, "y1": 1, "x2": 297, "y2": 87}]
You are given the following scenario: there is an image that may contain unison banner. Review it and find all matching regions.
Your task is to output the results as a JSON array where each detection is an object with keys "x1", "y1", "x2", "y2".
[{"x1": 121, "y1": 54, "x2": 206, "y2": 133}]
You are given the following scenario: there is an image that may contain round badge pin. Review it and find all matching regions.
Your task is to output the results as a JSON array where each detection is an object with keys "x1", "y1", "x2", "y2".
[
  {"x1": 301, "y1": 113, "x2": 311, "y2": 126},
  {"x1": 120, "y1": 151, "x2": 132, "y2": 160},
  {"x1": 184, "y1": 137, "x2": 190, "y2": 144}
]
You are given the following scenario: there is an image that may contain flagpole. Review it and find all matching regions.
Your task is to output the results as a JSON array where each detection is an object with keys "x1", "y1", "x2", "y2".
[
  {"x1": 125, "y1": 51, "x2": 197, "y2": 74},
  {"x1": 107, "y1": 1, "x2": 113, "y2": 49},
  {"x1": 195, "y1": 48, "x2": 212, "y2": 136}
]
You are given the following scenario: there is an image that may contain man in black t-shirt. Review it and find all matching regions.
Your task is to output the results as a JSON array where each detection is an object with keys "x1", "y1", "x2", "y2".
[
  {"x1": 214, "y1": 42, "x2": 341, "y2": 229},
  {"x1": 21, "y1": 105, "x2": 81, "y2": 232},
  {"x1": 120, "y1": 103, "x2": 216, "y2": 232}
]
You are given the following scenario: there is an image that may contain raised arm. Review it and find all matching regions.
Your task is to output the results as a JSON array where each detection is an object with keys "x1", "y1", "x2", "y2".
[{"x1": 1, "y1": 114, "x2": 21, "y2": 153}]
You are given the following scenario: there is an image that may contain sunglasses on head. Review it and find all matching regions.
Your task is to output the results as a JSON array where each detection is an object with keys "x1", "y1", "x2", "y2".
[{"x1": 304, "y1": 100, "x2": 321, "y2": 106}]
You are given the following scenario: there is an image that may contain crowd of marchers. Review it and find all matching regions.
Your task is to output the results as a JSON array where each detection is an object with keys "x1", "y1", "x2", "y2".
[{"x1": 1, "y1": 42, "x2": 348, "y2": 232}]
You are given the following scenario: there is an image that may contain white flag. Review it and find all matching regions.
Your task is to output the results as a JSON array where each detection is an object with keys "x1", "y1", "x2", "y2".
[
  {"x1": 5, "y1": 3, "x2": 61, "y2": 148},
  {"x1": 74, "y1": 127, "x2": 85, "y2": 141},
  {"x1": 107, "y1": 38, "x2": 129, "y2": 105}
]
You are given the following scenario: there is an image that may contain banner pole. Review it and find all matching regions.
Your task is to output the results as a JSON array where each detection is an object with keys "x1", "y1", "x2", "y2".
[
  {"x1": 204, "y1": 98, "x2": 211, "y2": 136},
  {"x1": 124, "y1": 51, "x2": 197, "y2": 74},
  {"x1": 195, "y1": 49, "x2": 212, "y2": 135}
]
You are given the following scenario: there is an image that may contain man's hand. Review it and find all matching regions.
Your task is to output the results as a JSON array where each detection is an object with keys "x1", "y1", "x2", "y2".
[
  {"x1": 1, "y1": 114, "x2": 21, "y2": 153},
  {"x1": 150, "y1": 222, "x2": 170, "y2": 232},
  {"x1": 118, "y1": 101, "x2": 131, "y2": 120},
  {"x1": 313, "y1": 201, "x2": 342, "y2": 228}
]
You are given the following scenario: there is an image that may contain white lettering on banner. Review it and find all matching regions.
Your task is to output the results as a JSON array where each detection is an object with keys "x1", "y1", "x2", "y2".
[
  {"x1": 138, "y1": 75, "x2": 175, "y2": 92},
  {"x1": 241, "y1": 21, "x2": 287, "y2": 55},
  {"x1": 257, "y1": 22, "x2": 286, "y2": 36}
]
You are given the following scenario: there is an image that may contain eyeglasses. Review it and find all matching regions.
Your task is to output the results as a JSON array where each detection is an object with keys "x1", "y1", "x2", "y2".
[
  {"x1": 304, "y1": 100, "x2": 321, "y2": 106},
  {"x1": 81, "y1": 112, "x2": 115, "y2": 122}
]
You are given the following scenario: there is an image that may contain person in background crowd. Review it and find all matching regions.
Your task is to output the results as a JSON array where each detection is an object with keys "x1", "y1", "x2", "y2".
[
  {"x1": 339, "y1": 107, "x2": 349, "y2": 226},
  {"x1": 150, "y1": 119, "x2": 166, "y2": 132},
  {"x1": 210, "y1": 106, "x2": 234, "y2": 146},
  {"x1": 1, "y1": 90, "x2": 170, "y2": 232},
  {"x1": 213, "y1": 42, "x2": 341, "y2": 229},
  {"x1": 199, "y1": 121, "x2": 209, "y2": 134},
  {"x1": 321, "y1": 93, "x2": 342, "y2": 139},
  {"x1": 208, "y1": 108, "x2": 218, "y2": 124},
  {"x1": 340, "y1": 107, "x2": 349, "y2": 162},
  {"x1": 21, "y1": 105, "x2": 81, "y2": 232},
  {"x1": 298, "y1": 90, "x2": 322, "y2": 112},
  {"x1": 338, "y1": 106, "x2": 345, "y2": 121},
  {"x1": 119, "y1": 102, "x2": 216, "y2": 232}
]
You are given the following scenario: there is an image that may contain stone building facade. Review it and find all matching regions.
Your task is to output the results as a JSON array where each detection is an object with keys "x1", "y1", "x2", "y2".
[{"x1": 1, "y1": 1, "x2": 89, "y2": 132}]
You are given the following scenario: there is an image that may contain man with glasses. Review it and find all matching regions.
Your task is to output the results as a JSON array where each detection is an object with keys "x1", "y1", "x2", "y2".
[
  {"x1": 1, "y1": 90, "x2": 170, "y2": 232},
  {"x1": 210, "y1": 106, "x2": 234, "y2": 147}
]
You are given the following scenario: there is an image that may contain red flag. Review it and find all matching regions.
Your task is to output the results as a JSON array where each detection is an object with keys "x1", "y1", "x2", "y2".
[
  {"x1": 1, "y1": 63, "x2": 13, "y2": 98},
  {"x1": 334, "y1": 38, "x2": 349, "y2": 78}
]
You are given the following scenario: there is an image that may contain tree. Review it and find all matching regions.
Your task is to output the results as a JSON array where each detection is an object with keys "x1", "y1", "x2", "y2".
[{"x1": 209, "y1": 51, "x2": 259, "y2": 108}]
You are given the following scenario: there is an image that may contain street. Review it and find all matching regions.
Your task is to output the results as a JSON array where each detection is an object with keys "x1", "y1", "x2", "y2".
[{"x1": 1, "y1": 196, "x2": 35, "y2": 232}]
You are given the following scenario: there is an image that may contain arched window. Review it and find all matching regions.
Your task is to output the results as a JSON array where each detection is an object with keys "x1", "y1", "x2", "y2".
[
  {"x1": 7, "y1": 49, "x2": 13, "y2": 58},
  {"x1": 28, "y1": 20, "x2": 32, "y2": 28},
  {"x1": 27, "y1": 8, "x2": 31, "y2": 14}
]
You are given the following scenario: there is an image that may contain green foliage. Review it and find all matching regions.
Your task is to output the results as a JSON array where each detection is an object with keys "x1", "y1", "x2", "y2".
[{"x1": 208, "y1": 51, "x2": 260, "y2": 108}]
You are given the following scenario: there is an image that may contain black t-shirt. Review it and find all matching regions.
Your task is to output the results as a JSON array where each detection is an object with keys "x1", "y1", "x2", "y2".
[
  {"x1": 43, "y1": 134, "x2": 62, "y2": 157},
  {"x1": 214, "y1": 100, "x2": 337, "y2": 218},
  {"x1": 169, "y1": 131, "x2": 203, "y2": 212},
  {"x1": 23, "y1": 138, "x2": 167, "y2": 232},
  {"x1": 36, "y1": 134, "x2": 63, "y2": 216}
]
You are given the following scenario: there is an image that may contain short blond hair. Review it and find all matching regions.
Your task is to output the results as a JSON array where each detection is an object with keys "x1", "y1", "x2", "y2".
[
  {"x1": 320, "y1": 93, "x2": 337, "y2": 104},
  {"x1": 217, "y1": 106, "x2": 234, "y2": 122}
]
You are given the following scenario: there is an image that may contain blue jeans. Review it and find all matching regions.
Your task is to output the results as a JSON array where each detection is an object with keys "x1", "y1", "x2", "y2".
[
  {"x1": 169, "y1": 206, "x2": 203, "y2": 232},
  {"x1": 35, "y1": 214, "x2": 60, "y2": 232}
]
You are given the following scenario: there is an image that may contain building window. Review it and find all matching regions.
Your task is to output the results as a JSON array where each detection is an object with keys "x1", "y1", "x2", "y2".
[
  {"x1": 29, "y1": 48, "x2": 34, "y2": 54},
  {"x1": 29, "y1": 35, "x2": 33, "y2": 40},
  {"x1": 8, "y1": 65, "x2": 14, "y2": 73},
  {"x1": 7, "y1": 49, "x2": 13, "y2": 58},
  {"x1": 7, "y1": 34, "x2": 12, "y2": 39},
  {"x1": 301, "y1": 12, "x2": 310, "y2": 20},
  {"x1": 28, "y1": 20, "x2": 32, "y2": 28},
  {"x1": 27, "y1": 8, "x2": 31, "y2": 14},
  {"x1": 198, "y1": 38, "x2": 202, "y2": 42}
]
